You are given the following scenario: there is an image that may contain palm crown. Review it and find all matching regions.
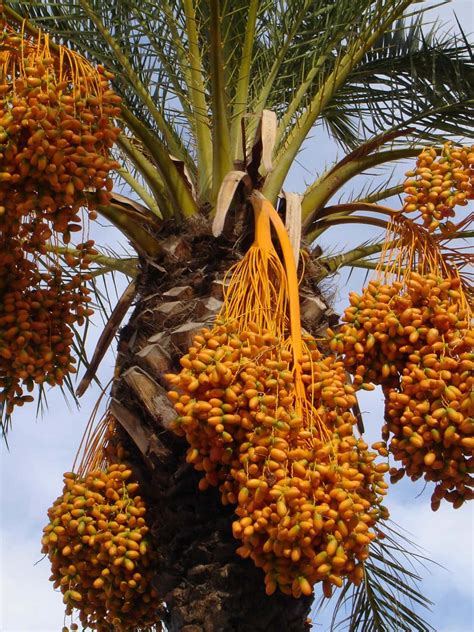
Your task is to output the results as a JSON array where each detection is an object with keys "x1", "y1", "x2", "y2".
[{"x1": 8, "y1": 1, "x2": 473, "y2": 216}]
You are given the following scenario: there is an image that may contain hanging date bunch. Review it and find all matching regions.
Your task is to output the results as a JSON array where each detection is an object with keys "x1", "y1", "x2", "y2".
[
  {"x1": 328, "y1": 210, "x2": 473, "y2": 510},
  {"x1": 402, "y1": 142, "x2": 473, "y2": 233},
  {"x1": 0, "y1": 23, "x2": 121, "y2": 243},
  {"x1": 0, "y1": 21, "x2": 122, "y2": 422},
  {"x1": 166, "y1": 194, "x2": 389, "y2": 598},
  {"x1": 42, "y1": 414, "x2": 163, "y2": 632},
  {"x1": 0, "y1": 236, "x2": 96, "y2": 415}
]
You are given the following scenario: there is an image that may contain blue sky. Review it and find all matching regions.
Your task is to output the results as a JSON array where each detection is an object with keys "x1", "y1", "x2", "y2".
[{"x1": 1, "y1": 1, "x2": 473, "y2": 630}]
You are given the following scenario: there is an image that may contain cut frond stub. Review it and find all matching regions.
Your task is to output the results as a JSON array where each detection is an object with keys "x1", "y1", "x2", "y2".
[
  {"x1": 212, "y1": 170, "x2": 251, "y2": 237},
  {"x1": 283, "y1": 191, "x2": 303, "y2": 267}
]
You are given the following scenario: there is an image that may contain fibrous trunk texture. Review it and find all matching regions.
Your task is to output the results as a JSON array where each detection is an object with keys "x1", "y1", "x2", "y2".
[{"x1": 110, "y1": 220, "x2": 337, "y2": 632}]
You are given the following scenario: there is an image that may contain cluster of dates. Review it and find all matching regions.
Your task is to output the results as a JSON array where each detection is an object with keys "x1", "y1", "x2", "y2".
[
  {"x1": 43, "y1": 461, "x2": 162, "y2": 632},
  {"x1": 328, "y1": 271, "x2": 473, "y2": 508},
  {"x1": 403, "y1": 143, "x2": 473, "y2": 232},
  {"x1": 0, "y1": 27, "x2": 121, "y2": 417},
  {"x1": 167, "y1": 322, "x2": 389, "y2": 597}
]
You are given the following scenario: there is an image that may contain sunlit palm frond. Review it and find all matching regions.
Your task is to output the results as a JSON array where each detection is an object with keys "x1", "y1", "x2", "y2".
[
  {"x1": 320, "y1": 15, "x2": 474, "y2": 149},
  {"x1": 9, "y1": 1, "x2": 193, "y2": 158},
  {"x1": 10, "y1": 1, "x2": 473, "y2": 206},
  {"x1": 316, "y1": 520, "x2": 436, "y2": 632}
]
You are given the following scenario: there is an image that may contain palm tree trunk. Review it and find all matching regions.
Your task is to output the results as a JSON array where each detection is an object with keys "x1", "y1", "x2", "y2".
[{"x1": 108, "y1": 224, "x2": 337, "y2": 631}]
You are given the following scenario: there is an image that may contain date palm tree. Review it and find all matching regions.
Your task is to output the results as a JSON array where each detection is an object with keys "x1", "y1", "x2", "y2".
[{"x1": 3, "y1": 1, "x2": 473, "y2": 630}]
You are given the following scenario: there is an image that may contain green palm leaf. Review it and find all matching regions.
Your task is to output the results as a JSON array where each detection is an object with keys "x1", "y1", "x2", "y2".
[
  {"x1": 318, "y1": 521, "x2": 436, "y2": 632},
  {"x1": 324, "y1": 15, "x2": 474, "y2": 147},
  {"x1": 9, "y1": 1, "x2": 473, "y2": 206}
]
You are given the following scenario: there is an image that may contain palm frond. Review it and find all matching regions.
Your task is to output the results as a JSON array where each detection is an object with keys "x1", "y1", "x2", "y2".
[
  {"x1": 315, "y1": 216, "x2": 474, "y2": 283},
  {"x1": 319, "y1": 15, "x2": 474, "y2": 149},
  {"x1": 76, "y1": 279, "x2": 137, "y2": 397},
  {"x1": 9, "y1": 1, "x2": 473, "y2": 209},
  {"x1": 316, "y1": 520, "x2": 436, "y2": 632},
  {"x1": 8, "y1": 1, "x2": 194, "y2": 157},
  {"x1": 301, "y1": 145, "x2": 419, "y2": 229},
  {"x1": 355, "y1": 182, "x2": 405, "y2": 205},
  {"x1": 0, "y1": 245, "x2": 123, "y2": 437}
]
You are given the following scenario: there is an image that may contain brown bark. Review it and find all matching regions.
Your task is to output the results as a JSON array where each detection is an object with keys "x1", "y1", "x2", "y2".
[{"x1": 109, "y1": 223, "x2": 336, "y2": 631}]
